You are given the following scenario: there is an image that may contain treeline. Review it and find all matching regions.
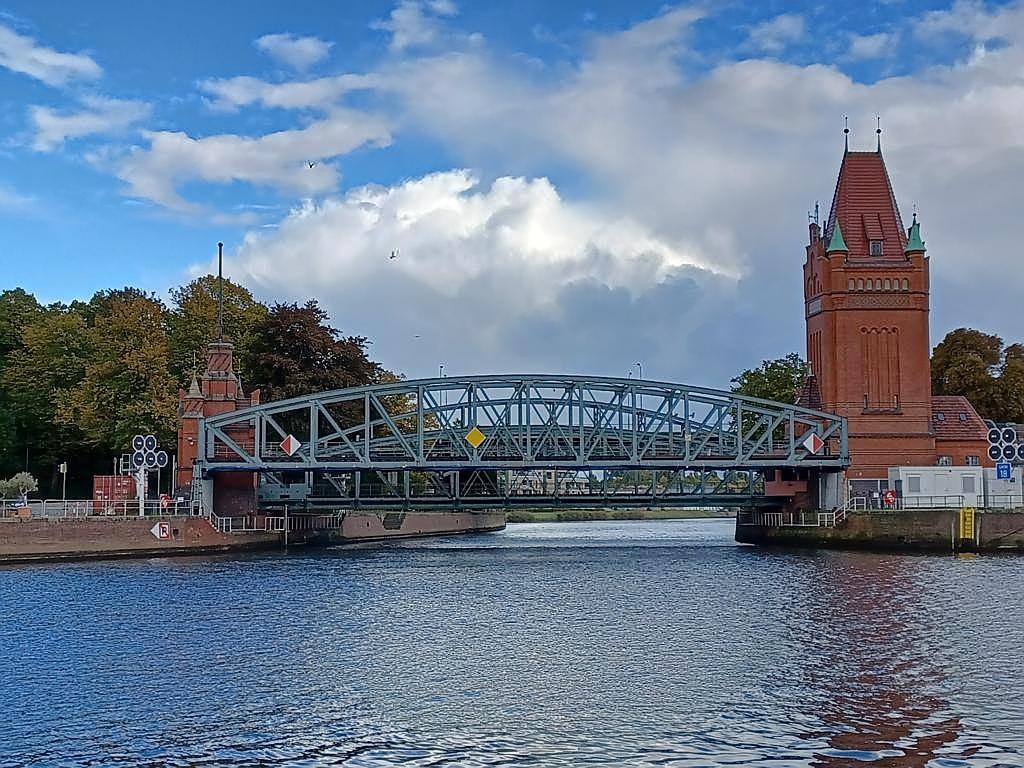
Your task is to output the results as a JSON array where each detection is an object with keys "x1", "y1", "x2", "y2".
[{"x1": 0, "y1": 279, "x2": 391, "y2": 497}]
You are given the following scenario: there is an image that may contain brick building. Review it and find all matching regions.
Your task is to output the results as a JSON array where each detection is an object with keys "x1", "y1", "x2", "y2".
[{"x1": 799, "y1": 140, "x2": 989, "y2": 490}]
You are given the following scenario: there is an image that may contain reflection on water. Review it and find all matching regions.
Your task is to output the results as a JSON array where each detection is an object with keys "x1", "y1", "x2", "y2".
[{"x1": 1, "y1": 518, "x2": 1022, "y2": 767}]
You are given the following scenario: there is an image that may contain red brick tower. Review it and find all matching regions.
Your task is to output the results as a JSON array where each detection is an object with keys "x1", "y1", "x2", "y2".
[
  {"x1": 802, "y1": 142, "x2": 936, "y2": 480},
  {"x1": 176, "y1": 342, "x2": 260, "y2": 513}
]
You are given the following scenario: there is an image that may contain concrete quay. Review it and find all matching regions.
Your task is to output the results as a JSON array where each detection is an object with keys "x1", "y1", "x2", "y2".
[
  {"x1": 0, "y1": 510, "x2": 506, "y2": 565},
  {"x1": 736, "y1": 508, "x2": 1024, "y2": 552}
]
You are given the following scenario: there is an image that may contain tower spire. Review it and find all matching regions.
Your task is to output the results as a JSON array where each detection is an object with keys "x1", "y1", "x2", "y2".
[
  {"x1": 217, "y1": 241, "x2": 224, "y2": 343},
  {"x1": 876, "y1": 115, "x2": 882, "y2": 152},
  {"x1": 844, "y1": 115, "x2": 849, "y2": 152}
]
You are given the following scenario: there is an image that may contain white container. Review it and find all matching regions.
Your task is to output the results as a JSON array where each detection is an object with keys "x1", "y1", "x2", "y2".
[
  {"x1": 983, "y1": 467, "x2": 1023, "y2": 509},
  {"x1": 887, "y1": 466, "x2": 984, "y2": 508}
]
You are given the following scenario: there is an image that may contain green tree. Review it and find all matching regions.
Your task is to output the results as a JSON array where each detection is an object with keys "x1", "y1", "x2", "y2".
[
  {"x1": 0, "y1": 289, "x2": 43, "y2": 478},
  {"x1": 928, "y1": 328, "x2": 1024, "y2": 422},
  {"x1": 58, "y1": 293, "x2": 178, "y2": 451},
  {"x1": 731, "y1": 353, "x2": 809, "y2": 404},
  {"x1": 167, "y1": 276, "x2": 268, "y2": 384},
  {"x1": 243, "y1": 300, "x2": 384, "y2": 402},
  {"x1": 3, "y1": 308, "x2": 91, "y2": 490}
]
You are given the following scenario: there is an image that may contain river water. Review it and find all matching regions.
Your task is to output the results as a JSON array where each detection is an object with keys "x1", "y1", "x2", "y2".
[{"x1": 1, "y1": 518, "x2": 1023, "y2": 767}]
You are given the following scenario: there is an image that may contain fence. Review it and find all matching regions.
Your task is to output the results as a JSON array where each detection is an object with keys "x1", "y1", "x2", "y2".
[
  {"x1": 209, "y1": 512, "x2": 346, "y2": 535},
  {"x1": 0, "y1": 498, "x2": 197, "y2": 521}
]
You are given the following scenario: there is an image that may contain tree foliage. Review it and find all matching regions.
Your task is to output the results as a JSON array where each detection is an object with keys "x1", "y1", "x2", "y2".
[
  {"x1": 0, "y1": 284, "x2": 392, "y2": 497},
  {"x1": 932, "y1": 328, "x2": 1024, "y2": 422},
  {"x1": 167, "y1": 276, "x2": 267, "y2": 384},
  {"x1": 243, "y1": 300, "x2": 383, "y2": 402},
  {"x1": 730, "y1": 353, "x2": 809, "y2": 404}
]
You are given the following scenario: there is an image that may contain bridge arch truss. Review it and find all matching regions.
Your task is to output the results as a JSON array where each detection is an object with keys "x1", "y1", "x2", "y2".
[{"x1": 200, "y1": 375, "x2": 848, "y2": 474}]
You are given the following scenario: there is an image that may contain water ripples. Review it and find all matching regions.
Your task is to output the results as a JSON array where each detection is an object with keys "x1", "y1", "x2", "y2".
[{"x1": 1, "y1": 518, "x2": 1023, "y2": 766}]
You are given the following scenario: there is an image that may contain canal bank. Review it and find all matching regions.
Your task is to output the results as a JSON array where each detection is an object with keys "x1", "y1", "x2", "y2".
[
  {"x1": 0, "y1": 510, "x2": 506, "y2": 564},
  {"x1": 736, "y1": 508, "x2": 1024, "y2": 552}
]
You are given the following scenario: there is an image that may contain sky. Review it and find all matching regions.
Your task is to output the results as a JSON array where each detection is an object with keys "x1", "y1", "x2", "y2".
[{"x1": 2, "y1": 0, "x2": 1023, "y2": 387}]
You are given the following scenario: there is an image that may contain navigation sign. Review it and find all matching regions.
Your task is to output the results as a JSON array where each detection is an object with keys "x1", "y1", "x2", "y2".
[
  {"x1": 280, "y1": 434, "x2": 302, "y2": 456},
  {"x1": 464, "y1": 426, "x2": 486, "y2": 449},
  {"x1": 997, "y1": 462, "x2": 1012, "y2": 480},
  {"x1": 801, "y1": 432, "x2": 824, "y2": 454},
  {"x1": 150, "y1": 522, "x2": 170, "y2": 540}
]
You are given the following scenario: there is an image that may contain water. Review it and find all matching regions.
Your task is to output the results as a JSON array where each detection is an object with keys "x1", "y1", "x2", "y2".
[{"x1": 2, "y1": 518, "x2": 1023, "y2": 767}]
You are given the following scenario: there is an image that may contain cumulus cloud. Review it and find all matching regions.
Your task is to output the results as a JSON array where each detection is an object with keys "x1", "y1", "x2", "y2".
[
  {"x1": 30, "y1": 95, "x2": 150, "y2": 151},
  {"x1": 254, "y1": 33, "x2": 333, "y2": 71},
  {"x1": 371, "y1": 0, "x2": 459, "y2": 52},
  {"x1": 230, "y1": 171, "x2": 736, "y2": 380},
  {"x1": 0, "y1": 23, "x2": 101, "y2": 86},
  {"x1": 203, "y1": 1, "x2": 1024, "y2": 381},
  {"x1": 847, "y1": 32, "x2": 896, "y2": 60},
  {"x1": 113, "y1": 110, "x2": 392, "y2": 213},
  {"x1": 747, "y1": 14, "x2": 806, "y2": 54}
]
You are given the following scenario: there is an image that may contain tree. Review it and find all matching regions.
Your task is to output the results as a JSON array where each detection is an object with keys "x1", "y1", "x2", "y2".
[
  {"x1": 931, "y1": 328, "x2": 1024, "y2": 423},
  {"x1": 2, "y1": 308, "x2": 91, "y2": 491},
  {"x1": 0, "y1": 289, "x2": 43, "y2": 477},
  {"x1": 0, "y1": 471, "x2": 38, "y2": 503},
  {"x1": 731, "y1": 353, "x2": 809, "y2": 404},
  {"x1": 57, "y1": 293, "x2": 178, "y2": 451},
  {"x1": 167, "y1": 276, "x2": 268, "y2": 384},
  {"x1": 243, "y1": 301, "x2": 384, "y2": 402}
]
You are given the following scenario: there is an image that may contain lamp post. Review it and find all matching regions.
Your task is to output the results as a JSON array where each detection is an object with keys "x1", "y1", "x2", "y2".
[{"x1": 636, "y1": 362, "x2": 643, "y2": 380}]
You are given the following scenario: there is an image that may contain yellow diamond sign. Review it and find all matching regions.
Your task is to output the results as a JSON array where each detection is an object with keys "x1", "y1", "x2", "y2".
[{"x1": 464, "y1": 426, "x2": 486, "y2": 449}]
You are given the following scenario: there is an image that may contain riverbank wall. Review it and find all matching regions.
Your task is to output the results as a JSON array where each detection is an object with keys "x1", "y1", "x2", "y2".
[
  {"x1": 0, "y1": 510, "x2": 506, "y2": 565},
  {"x1": 736, "y1": 509, "x2": 1024, "y2": 552}
]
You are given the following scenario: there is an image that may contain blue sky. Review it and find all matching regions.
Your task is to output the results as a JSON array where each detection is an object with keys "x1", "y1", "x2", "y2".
[{"x1": 1, "y1": 0, "x2": 1022, "y2": 382}]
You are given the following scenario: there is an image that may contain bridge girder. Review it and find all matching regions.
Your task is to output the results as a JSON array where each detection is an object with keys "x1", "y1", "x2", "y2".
[{"x1": 199, "y1": 375, "x2": 849, "y2": 473}]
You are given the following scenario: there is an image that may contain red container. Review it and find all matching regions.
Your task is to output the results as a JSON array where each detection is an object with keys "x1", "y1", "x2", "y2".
[{"x1": 92, "y1": 475, "x2": 136, "y2": 513}]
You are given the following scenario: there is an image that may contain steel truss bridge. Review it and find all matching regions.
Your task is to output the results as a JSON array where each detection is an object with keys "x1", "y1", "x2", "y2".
[{"x1": 198, "y1": 375, "x2": 848, "y2": 510}]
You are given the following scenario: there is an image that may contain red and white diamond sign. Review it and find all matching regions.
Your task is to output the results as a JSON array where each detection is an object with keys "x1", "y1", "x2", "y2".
[
  {"x1": 280, "y1": 434, "x2": 302, "y2": 456},
  {"x1": 801, "y1": 432, "x2": 824, "y2": 454}
]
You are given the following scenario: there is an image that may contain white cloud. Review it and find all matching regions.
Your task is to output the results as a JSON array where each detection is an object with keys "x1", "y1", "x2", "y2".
[
  {"x1": 30, "y1": 96, "x2": 150, "y2": 151},
  {"x1": 254, "y1": 33, "x2": 333, "y2": 71},
  {"x1": 211, "y1": 1, "x2": 1024, "y2": 381},
  {"x1": 747, "y1": 13, "x2": 806, "y2": 54},
  {"x1": 230, "y1": 171, "x2": 734, "y2": 379},
  {"x1": 0, "y1": 23, "x2": 100, "y2": 86},
  {"x1": 372, "y1": 0, "x2": 458, "y2": 52},
  {"x1": 199, "y1": 73, "x2": 380, "y2": 111},
  {"x1": 113, "y1": 109, "x2": 392, "y2": 214},
  {"x1": 848, "y1": 32, "x2": 896, "y2": 60}
]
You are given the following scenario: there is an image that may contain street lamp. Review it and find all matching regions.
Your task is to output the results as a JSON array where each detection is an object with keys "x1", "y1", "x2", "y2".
[{"x1": 636, "y1": 362, "x2": 643, "y2": 380}]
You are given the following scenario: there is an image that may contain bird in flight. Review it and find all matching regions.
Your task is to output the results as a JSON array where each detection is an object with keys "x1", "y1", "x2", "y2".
[
  {"x1": 307, "y1": 161, "x2": 316, "y2": 169},
  {"x1": 389, "y1": 249, "x2": 399, "y2": 260}
]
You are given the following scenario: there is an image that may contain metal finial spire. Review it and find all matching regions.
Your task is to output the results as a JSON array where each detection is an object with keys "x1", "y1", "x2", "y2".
[
  {"x1": 843, "y1": 115, "x2": 850, "y2": 151},
  {"x1": 814, "y1": 201, "x2": 820, "y2": 226},
  {"x1": 217, "y1": 241, "x2": 224, "y2": 343},
  {"x1": 876, "y1": 115, "x2": 882, "y2": 151}
]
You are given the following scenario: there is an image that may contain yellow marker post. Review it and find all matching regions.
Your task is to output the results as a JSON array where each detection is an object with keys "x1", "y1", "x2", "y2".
[{"x1": 959, "y1": 507, "x2": 975, "y2": 540}]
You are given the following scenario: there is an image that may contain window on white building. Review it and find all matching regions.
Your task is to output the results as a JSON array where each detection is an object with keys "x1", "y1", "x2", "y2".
[
  {"x1": 962, "y1": 475, "x2": 976, "y2": 494},
  {"x1": 907, "y1": 475, "x2": 922, "y2": 493}
]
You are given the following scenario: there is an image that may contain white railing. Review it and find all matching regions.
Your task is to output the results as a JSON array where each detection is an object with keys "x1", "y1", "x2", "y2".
[
  {"x1": 209, "y1": 511, "x2": 349, "y2": 535},
  {"x1": 0, "y1": 498, "x2": 197, "y2": 520}
]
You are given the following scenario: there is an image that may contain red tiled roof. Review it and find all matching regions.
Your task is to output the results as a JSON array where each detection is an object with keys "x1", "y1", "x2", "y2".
[
  {"x1": 931, "y1": 395, "x2": 988, "y2": 441},
  {"x1": 825, "y1": 151, "x2": 908, "y2": 259},
  {"x1": 796, "y1": 375, "x2": 823, "y2": 411}
]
